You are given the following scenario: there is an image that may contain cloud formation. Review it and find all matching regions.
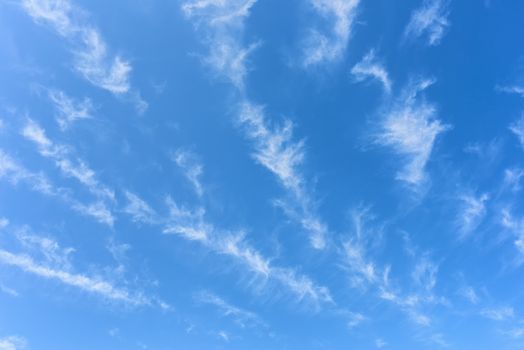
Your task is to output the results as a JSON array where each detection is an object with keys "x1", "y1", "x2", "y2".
[
  {"x1": 195, "y1": 290, "x2": 266, "y2": 328},
  {"x1": 48, "y1": 89, "x2": 93, "y2": 130},
  {"x1": 0, "y1": 231, "x2": 151, "y2": 306},
  {"x1": 172, "y1": 149, "x2": 204, "y2": 197},
  {"x1": 181, "y1": 0, "x2": 259, "y2": 89},
  {"x1": 375, "y1": 78, "x2": 449, "y2": 187},
  {"x1": 350, "y1": 50, "x2": 392, "y2": 93},
  {"x1": 21, "y1": 0, "x2": 146, "y2": 111},
  {"x1": 457, "y1": 193, "x2": 489, "y2": 237},
  {"x1": 0, "y1": 149, "x2": 114, "y2": 226},
  {"x1": 162, "y1": 196, "x2": 333, "y2": 306},
  {"x1": 239, "y1": 101, "x2": 328, "y2": 249},
  {"x1": 405, "y1": 0, "x2": 450, "y2": 46},
  {"x1": 509, "y1": 115, "x2": 524, "y2": 149},
  {"x1": 21, "y1": 119, "x2": 115, "y2": 202},
  {"x1": 302, "y1": 0, "x2": 360, "y2": 67},
  {"x1": 0, "y1": 336, "x2": 26, "y2": 350}
]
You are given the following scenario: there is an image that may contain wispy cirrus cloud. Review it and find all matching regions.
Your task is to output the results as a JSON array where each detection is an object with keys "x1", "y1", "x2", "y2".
[
  {"x1": 0, "y1": 231, "x2": 153, "y2": 306},
  {"x1": 480, "y1": 306, "x2": 514, "y2": 321},
  {"x1": 509, "y1": 115, "x2": 524, "y2": 149},
  {"x1": 195, "y1": 290, "x2": 266, "y2": 328},
  {"x1": 404, "y1": 0, "x2": 450, "y2": 46},
  {"x1": 0, "y1": 149, "x2": 114, "y2": 226},
  {"x1": 123, "y1": 191, "x2": 158, "y2": 225},
  {"x1": 501, "y1": 210, "x2": 524, "y2": 260},
  {"x1": 162, "y1": 196, "x2": 333, "y2": 306},
  {"x1": 21, "y1": 119, "x2": 115, "y2": 202},
  {"x1": 302, "y1": 0, "x2": 360, "y2": 67},
  {"x1": 121, "y1": 190, "x2": 332, "y2": 307},
  {"x1": 181, "y1": 0, "x2": 259, "y2": 89},
  {"x1": 496, "y1": 85, "x2": 524, "y2": 98},
  {"x1": 342, "y1": 208, "x2": 447, "y2": 329},
  {"x1": 20, "y1": 0, "x2": 146, "y2": 112},
  {"x1": 457, "y1": 193, "x2": 489, "y2": 238},
  {"x1": 350, "y1": 50, "x2": 392, "y2": 93},
  {"x1": 458, "y1": 286, "x2": 480, "y2": 304},
  {"x1": 239, "y1": 101, "x2": 328, "y2": 249},
  {"x1": 183, "y1": 2, "x2": 329, "y2": 249},
  {"x1": 0, "y1": 336, "x2": 26, "y2": 350},
  {"x1": 503, "y1": 168, "x2": 524, "y2": 192},
  {"x1": 48, "y1": 89, "x2": 93, "y2": 130},
  {"x1": 374, "y1": 78, "x2": 450, "y2": 188},
  {"x1": 171, "y1": 149, "x2": 204, "y2": 197}
]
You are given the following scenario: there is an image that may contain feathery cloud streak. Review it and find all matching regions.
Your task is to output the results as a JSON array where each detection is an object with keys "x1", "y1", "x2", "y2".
[
  {"x1": 172, "y1": 149, "x2": 204, "y2": 197},
  {"x1": 195, "y1": 290, "x2": 266, "y2": 328},
  {"x1": 183, "y1": 1, "x2": 329, "y2": 249},
  {"x1": 0, "y1": 149, "x2": 114, "y2": 226},
  {"x1": 181, "y1": 0, "x2": 259, "y2": 89},
  {"x1": 163, "y1": 196, "x2": 333, "y2": 306},
  {"x1": 239, "y1": 101, "x2": 329, "y2": 249},
  {"x1": 351, "y1": 50, "x2": 392, "y2": 93},
  {"x1": 457, "y1": 193, "x2": 489, "y2": 237},
  {"x1": 405, "y1": 0, "x2": 450, "y2": 46},
  {"x1": 302, "y1": 0, "x2": 360, "y2": 67},
  {"x1": 20, "y1": 0, "x2": 146, "y2": 111},
  {"x1": 0, "y1": 230, "x2": 151, "y2": 306},
  {"x1": 0, "y1": 336, "x2": 26, "y2": 350},
  {"x1": 48, "y1": 89, "x2": 93, "y2": 130},
  {"x1": 120, "y1": 192, "x2": 333, "y2": 307},
  {"x1": 509, "y1": 115, "x2": 524, "y2": 149},
  {"x1": 21, "y1": 119, "x2": 115, "y2": 202},
  {"x1": 375, "y1": 78, "x2": 449, "y2": 187}
]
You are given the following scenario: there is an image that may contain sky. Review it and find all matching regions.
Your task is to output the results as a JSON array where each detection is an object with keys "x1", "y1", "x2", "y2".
[{"x1": 1, "y1": 0, "x2": 524, "y2": 349}]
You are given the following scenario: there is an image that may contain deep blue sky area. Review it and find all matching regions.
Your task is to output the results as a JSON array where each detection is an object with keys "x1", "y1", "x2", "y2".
[{"x1": 1, "y1": 1, "x2": 524, "y2": 349}]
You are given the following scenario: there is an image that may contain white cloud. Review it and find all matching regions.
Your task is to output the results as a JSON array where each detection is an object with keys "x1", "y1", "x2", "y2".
[
  {"x1": 343, "y1": 239, "x2": 377, "y2": 287},
  {"x1": 503, "y1": 327, "x2": 524, "y2": 339},
  {"x1": 375, "y1": 78, "x2": 449, "y2": 187},
  {"x1": 217, "y1": 330, "x2": 230, "y2": 342},
  {"x1": 302, "y1": 0, "x2": 360, "y2": 67},
  {"x1": 343, "y1": 208, "x2": 447, "y2": 328},
  {"x1": 181, "y1": 0, "x2": 259, "y2": 89},
  {"x1": 457, "y1": 193, "x2": 489, "y2": 237},
  {"x1": 480, "y1": 307, "x2": 514, "y2": 321},
  {"x1": 0, "y1": 284, "x2": 19, "y2": 297},
  {"x1": 497, "y1": 85, "x2": 524, "y2": 98},
  {"x1": 21, "y1": 119, "x2": 115, "y2": 202},
  {"x1": 0, "y1": 248, "x2": 149, "y2": 305},
  {"x1": 404, "y1": 0, "x2": 450, "y2": 46},
  {"x1": 123, "y1": 191, "x2": 158, "y2": 225},
  {"x1": 411, "y1": 257, "x2": 438, "y2": 292},
  {"x1": 195, "y1": 290, "x2": 265, "y2": 328},
  {"x1": 16, "y1": 230, "x2": 75, "y2": 270},
  {"x1": 350, "y1": 50, "x2": 392, "y2": 93},
  {"x1": 48, "y1": 89, "x2": 93, "y2": 129},
  {"x1": 0, "y1": 218, "x2": 8, "y2": 230},
  {"x1": 509, "y1": 115, "x2": 524, "y2": 149},
  {"x1": 239, "y1": 101, "x2": 328, "y2": 249},
  {"x1": 0, "y1": 149, "x2": 114, "y2": 226},
  {"x1": 459, "y1": 286, "x2": 479, "y2": 304},
  {"x1": 0, "y1": 149, "x2": 58, "y2": 195},
  {"x1": 0, "y1": 336, "x2": 26, "y2": 350},
  {"x1": 72, "y1": 201, "x2": 115, "y2": 227},
  {"x1": 375, "y1": 338, "x2": 387, "y2": 348},
  {"x1": 21, "y1": 0, "x2": 145, "y2": 111},
  {"x1": 163, "y1": 196, "x2": 332, "y2": 306},
  {"x1": 172, "y1": 149, "x2": 204, "y2": 197},
  {"x1": 504, "y1": 168, "x2": 524, "y2": 192},
  {"x1": 501, "y1": 210, "x2": 524, "y2": 258}
]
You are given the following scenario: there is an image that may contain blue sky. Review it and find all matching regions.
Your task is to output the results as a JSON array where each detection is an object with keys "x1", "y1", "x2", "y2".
[{"x1": 1, "y1": 0, "x2": 524, "y2": 349}]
